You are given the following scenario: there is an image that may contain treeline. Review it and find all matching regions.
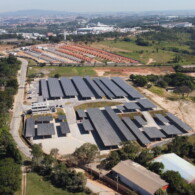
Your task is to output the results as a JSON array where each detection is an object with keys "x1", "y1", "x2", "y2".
[
  {"x1": 0, "y1": 55, "x2": 22, "y2": 195},
  {"x1": 0, "y1": 33, "x2": 22, "y2": 40},
  {"x1": 100, "y1": 137, "x2": 195, "y2": 195}
]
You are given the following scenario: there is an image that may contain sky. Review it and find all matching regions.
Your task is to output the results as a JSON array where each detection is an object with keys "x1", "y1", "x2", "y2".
[{"x1": 0, "y1": 0, "x2": 194, "y2": 13}]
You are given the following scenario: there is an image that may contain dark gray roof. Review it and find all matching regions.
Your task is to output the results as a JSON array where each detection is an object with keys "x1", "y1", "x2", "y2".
[
  {"x1": 111, "y1": 77, "x2": 143, "y2": 99},
  {"x1": 138, "y1": 99, "x2": 157, "y2": 109},
  {"x1": 122, "y1": 117, "x2": 150, "y2": 145},
  {"x1": 25, "y1": 118, "x2": 35, "y2": 137},
  {"x1": 154, "y1": 114, "x2": 169, "y2": 124},
  {"x1": 93, "y1": 78, "x2": 115, "y2": 99},
  {"x1": 100, "y1": 77, "x2": 127, "y2": 97},
  {"x1": 117, "y1": 105, "x2": 126, "y2": 111},
  {"x1": 166, "y1": 113, "x2": 192, "y2": 132},
  {"x1": 143, "y1": 127, "x2": 166, "y2": 139},
  {"x1": 87, "y1": 108, "x2": 121, "y2": 146},
  {"x1": 72, "y1": 76, "x2": 94, "y2": 98},
  {"x1": 82, "y1": 119, "x2": 94, "y2": 131},
  {"x1": 160, "y1": 125, "x2": 182, "y2": 135},
  {"x1": 105, "y1": 107, "x2": 136, "y2": 141},
  {"x1": 37, "y1": 123, "x2": 55, "y2": 136},
  {"x1": 76, "y1": 109, "x2": 87, "y2": 119},
  {"x1": 40, "y1": 79, "x2": 49, "y2": 99},
  {"x1": 60, "y1": 122, "x2": 70, "y2": 134},
  {"x1": 60, "y1": 77, "x2": 78, "y2": 97},
  {"x1": 35, "y1": 116, "x2": 53, "y2": 122},
  {"x1": 48, "y1": 78, "x2": 63, "y2": 98},
  {"x1": 134, "y1": 116, "x2": 147, "y2": 126},
  {"x1": 84, "y1": 76, "x2": 105, "y2": 97},
  {"x1": 58, "y1": 115, "x2": 66, "y2": 121},
  {"x1": 124, "y1": 102, "x2": 140, "y2": 110}
]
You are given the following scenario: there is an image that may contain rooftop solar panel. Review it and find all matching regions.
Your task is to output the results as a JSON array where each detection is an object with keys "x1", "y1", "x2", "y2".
[
  {"x1": 124, "y1": 102, "x2": 140, "y2": 110},
  {"x1": 76, "y1": 109, "x2": 87, "y2": 119},
  {"x1": 160, "y1": 125, "x2": 182, "y2": 135},
  {"x1": 60, "y1": 122, "x2": 70, "y2": 134},
  {"x1": 40, "y1": 79, "x2": 49, "y2": 99},
  {"x1": 25, "y1": 118, "x2": 35, "y2": 137},
  {"x1": 137, "y1": 99, "x2": 157, "y2": 109},
  {"x1": 87, "y1": 108, "x2": 121, "y2": 146},
  {"x1": 134, "y1": 116, "x2": 147, "y2": 126},
  {"x1": 105, "y1": 107, "x2": 136, "y2": 141},
  {"x1": 72, "y1": 76, "x2": 94, "y2": 98},
  {"x1": 58, "y1": 115, "x2": 66, "y2": 121},
  {"x1": 154, "y1": 114, "x2": 169, "y2": 124},
  {"x1": 122, "y1": 117, "x2": 150, "y2": 145},
  {"x1": 117, "y1": 105, "x2": 126, "y2": 111},
  {"x1": 60, "y1": 77, "x2": 78, "y2": 97},
  {"x1": 93, "y1": 78, "x2": 115, "y2": 99},
  {"x1": 37, "y1": 123, "x2": 55, "y2": 136},
  {"x1": 100, "y1": 77, "x2": 127, "y2": 97},
  {"x1": 143, "y1": 127, "x2": 166, "y2": 139},
  {"x1": 34, "y1": 116, "x2": 53, "y2": 122},
  {"x1": 82, "y1": 119, "x2": 94, "y2": 131},
  {"x1": 112, "y1": 77, "x2": 143, "y2": 99},
  {"x1": 166, "y1": 113, "x2": 192, "y2": 132},
  {"x1": 48, "y1": 78, "x2": 63, "y2": 98}
]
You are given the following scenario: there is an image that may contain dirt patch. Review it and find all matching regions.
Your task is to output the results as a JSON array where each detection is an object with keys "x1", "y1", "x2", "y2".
[
  {"x1": 147, "y1": 58, "x2": 156, "y2": 65},
  {"x1": 139, "y1": 87, "x2": 195, "y2": 131},
  {"x1": 0, "y1": 45, "x2": 14, "y2": 52},
  {"x1": 95, "y1": 66, "x2": 175, "y2": 77}
]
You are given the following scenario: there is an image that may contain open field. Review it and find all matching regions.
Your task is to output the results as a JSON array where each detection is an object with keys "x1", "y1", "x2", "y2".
[
  {"x1": 0, "y1": 44, "x2": 14, "y2": 52},
  {"x1": 26, "y1": 173, "x2": 86, "y2": 195}
]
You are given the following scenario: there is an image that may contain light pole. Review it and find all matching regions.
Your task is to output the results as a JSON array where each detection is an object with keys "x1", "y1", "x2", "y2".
[{"x1": 116, "y1": 174, "x2": 119, "y2": 191}]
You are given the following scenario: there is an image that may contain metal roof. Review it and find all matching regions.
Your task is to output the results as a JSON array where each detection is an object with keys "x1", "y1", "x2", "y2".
[
  {"x1": 138, "y1": 99, "x2": 157, "y2": 109},
  {"x1": 82, "y1": 119, "x2": 94, "y2": 131},
  {"x1": 93, "y1": 78, "x2": 115, "y2": 99},
  {"x1": 111, "y1": 77, "x2": 143, "y2": 99},
  {"x1": 76, "y1": 109, "x2": 87, "y2": 119},
  {"x1": 143, "y1": 127, "x2": 166, "y2": 139},
  {"x1": 166, "y1": 113, "x2": 192, "y2": 132},
  {"x1": 160, "y1": 125, "x2": 182, "y2": 135},
  {"x1": 72, "y1": 76, "x2": 94, "y2": 98},
  {"x1": 105, "y1": 107, "x2": 136, "y2": 141},
  {"x1": 60, "y1": 122, "x2": 70, "y2": 134},
  {"x1": 84, "y1": 76, "x2": 105, "y2": 97},
  {"x1": 40, "y1": 79, "x2": 49, "y2": 99},
  {"x1": 37, "y1": 123, "x2": 55, "y2": 136},
  {"x1": 25, "y1": 118, "x2": 35, "y2": 137},
  {"x1": 153, "y1": 153, "x2": 195, "y2": 183},
  {"x1": 34, "y1": 116, "x2": 53, "y2": 122},
  {"x1": 134, "y1": 116, "x2": 147, "y2": 126},
  {"x1": 60, "y1": 77, "x2": 78, "y2": 97},
  {"x1": 122, "y1": 117, "x2": 150, "y2": 145},
  {"x1": 100, "y1": 77, "x2": 127, "y2": 97},
  {"x1": 154, "y1": 114, "x2": 169, "y2": 124},
  {"x1": 48, "y1": 78, "x2": 63, "y2": 98},
  {"x1": 87, "y1": 108, "x2": 121, "y2": 147},
  {"x1": 124, "y1": 102, "x2": 140, "y2": 110}
]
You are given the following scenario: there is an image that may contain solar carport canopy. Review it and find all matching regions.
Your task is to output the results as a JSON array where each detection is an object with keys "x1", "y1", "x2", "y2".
[
  {"x1": 105, "y1": 107, "x2": 136, "y2": 141},
  {"x1": 154, "y1": 114, "x2": 169, "y2": 124},
  {"x1": 72, "y1": 76, "x2": 94, "y2": 98},
  {"x1": 82, "y1": 119, "x2": 94, "y2": 131},
  {"x1": 134, "y1": 116, "x2": 147, "y2": 126},
  {"x1": 124, "y1": 102, "x2": 140, "y2": 110},
  {"x1": 77, "y1": 110, "x2": 87, "y2": 119},
  {"x1": 48, "y1": 78, "x2": 63, "y2": 98},
  {"x1": 25, "y1": 118, "x2": 35, "y2": 137},
  {"x1": 60, "y1": 77, "x2": 78, "y2": 97},
  {"x1": 112, "y1": 77, "x2": 143, "y2": 99},
  {"x1": 160, "y1": 125, "x2": 182, "y2": 135},
  {"x1": 37, "y1": 123, "x2": 55, "y2": 136},
  {"x1": 40, "y1": 79, "x2": 49, "y2": 99},
  {"x1": 35, "y1": 116, "x2": 53, "y2": 122},
  {"x1": 60, "y1": 122, "x2": 70, "y2": 134},
  {"x1": 100, "y1": 77, "x2": 127, "y2": 97},
  {"x1": 87, "y1": 108, "x2": 121, "y2": 147},
  {"x1": 138, "y1": 99, "x2": 157, "y2": 109},
  {"x1": 143, "y1": 127, "x2": 166, "y2": 139},
  {"x1": 166, "y1": 113, "x2": 192, "y2": 132},
  {"x1": 122, "y1": 117, "x2": 150, "y2": 145}
]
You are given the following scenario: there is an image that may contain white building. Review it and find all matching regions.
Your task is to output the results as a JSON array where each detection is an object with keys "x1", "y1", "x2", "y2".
[{"x1": 31, "y1": 101, "x2": 50, "y2": 114}]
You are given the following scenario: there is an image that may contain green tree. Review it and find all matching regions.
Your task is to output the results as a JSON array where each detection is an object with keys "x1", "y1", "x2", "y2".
[
  {"x1": 31, "y1": 144, "x2": 44, "y2": 167},
  {"x1": 149, "y1": 162, "x2": 164, "y2": 175}
]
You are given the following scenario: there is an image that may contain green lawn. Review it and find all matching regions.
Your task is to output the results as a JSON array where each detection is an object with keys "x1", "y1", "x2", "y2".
[
  {"x1": 148, "y1": 86, "x2": 166, "y2": 96},
  {"x1": 28, "y1": 66, "x2": 97, "y2": 78},
  {"x1": 28, "y1": 59, "x2": 37, "y2": 66},
  {"x1": 26, "y1": 173, "x2": 86, "y2": 195}
]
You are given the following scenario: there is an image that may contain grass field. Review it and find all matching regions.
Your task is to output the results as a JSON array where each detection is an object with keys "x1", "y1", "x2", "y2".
[
  {"x1": 74, "y1": 101, "x2": 122, "y2": 110},
  {"x1": 28, "y1": 66, "x2": 97, "y2": 78},
  {"x1": 26, "y1": 173, "x2": 86, "y2": 195}
]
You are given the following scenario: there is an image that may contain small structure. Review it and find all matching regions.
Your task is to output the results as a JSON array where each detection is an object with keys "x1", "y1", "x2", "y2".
[
  {"x1": 76, "y1": 109, "x2": 87, "y2": 120},
  {"x1": 58, "y1": 115, "x2": 66, "y2": 122},
  {"x1": 112, "y1": 160, "x2": 168, "y2": 195},
  {"x1": 60, "y1": 122, "x2": 70, "y2": 136},
  {"x1": 31, "y1": 101, "x2": 50, "y2": 114},
  {"x1": 153, "y1": 153, "x2": 195, "y2": 183},
  {"x1": 37, "y1": 123, "x2": 55, "y2": 138},
  {"x1": 82, "y1": 119, "x2": 94, "y2": 132}
]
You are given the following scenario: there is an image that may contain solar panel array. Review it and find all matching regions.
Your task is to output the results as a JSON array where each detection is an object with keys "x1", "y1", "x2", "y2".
[
  {"x1": 35, "y1": 116, "x2": 53, "y2": 122},
  {"x1": 112, "y1": 77, "x2": 143, "y2": 99},
  {"x1": 82, "y1": 119, "x2": 94, "y2": 131},
  {"x1": 60, "y1": 122, "x2": 70, "y2": 134},
  {"x1": 124, "y1": 102, "x2": 140, "y2": 110},
  {"x1": 134, "y1": 116, "x2": 147, "y2": 126},
  {"x1": 122, "y1": 117, "x2": 150, "y2": 145},
  {"x1": 160, "y1": 125, "x2": 182, "y2": 135},
  {"x1": 138, "y1": 99, "x2": 157, "y2": 109},
  {"x1": 48, "y1": 78, "x2": 63, "y2": 98},
  {"x1": 77, "y1": 109, "x2": 87, "y2": 119},
  {"x1": 154, "y1": 114, "x2": 169, "y2": 124},
  {"x1": 143, "y1": 127, "x2": 166, "y2": 139},
  {"x1": 117, "y1": 105, "x2": 126, "y2": 112},
  {"x1": 166, "y1": 113, "x2": 192, "y2": 132},
  {"x1": 40, "y1": 79, "x2": 49, "y2": 99},
  {"x1": 58, "y1": 115, "x2": 66, "y2": 121},
  {"x1": 37, "y1": 123, "x2": 55, "y2": 136},
  {"x1": 60, "y1": 77, "x2": 78, "y2": 97},
  {"x1": 25, "y1": 118, "x2": 35, "y2": 137},
  {"x1": 87, "y1": 108, "x2": 121, "y2": 146},
  {"x1": 105, "y1": 107, "x2": 136, "y2": 141}
]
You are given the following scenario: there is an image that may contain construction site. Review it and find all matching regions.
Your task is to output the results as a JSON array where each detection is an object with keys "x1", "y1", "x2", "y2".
[{"x1": 18, "y1": 43, "x2": 139, "y2": 65}]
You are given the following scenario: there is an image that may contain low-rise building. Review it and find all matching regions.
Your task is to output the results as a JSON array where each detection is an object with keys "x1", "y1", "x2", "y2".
[{"x1": 31, "y1": 101, "x2": 50, "y2": 114}]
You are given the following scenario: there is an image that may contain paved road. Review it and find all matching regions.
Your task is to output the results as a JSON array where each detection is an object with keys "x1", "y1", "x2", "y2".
[{"x1": 10, "y1": 58, "x2": 31, "y2": 158}]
